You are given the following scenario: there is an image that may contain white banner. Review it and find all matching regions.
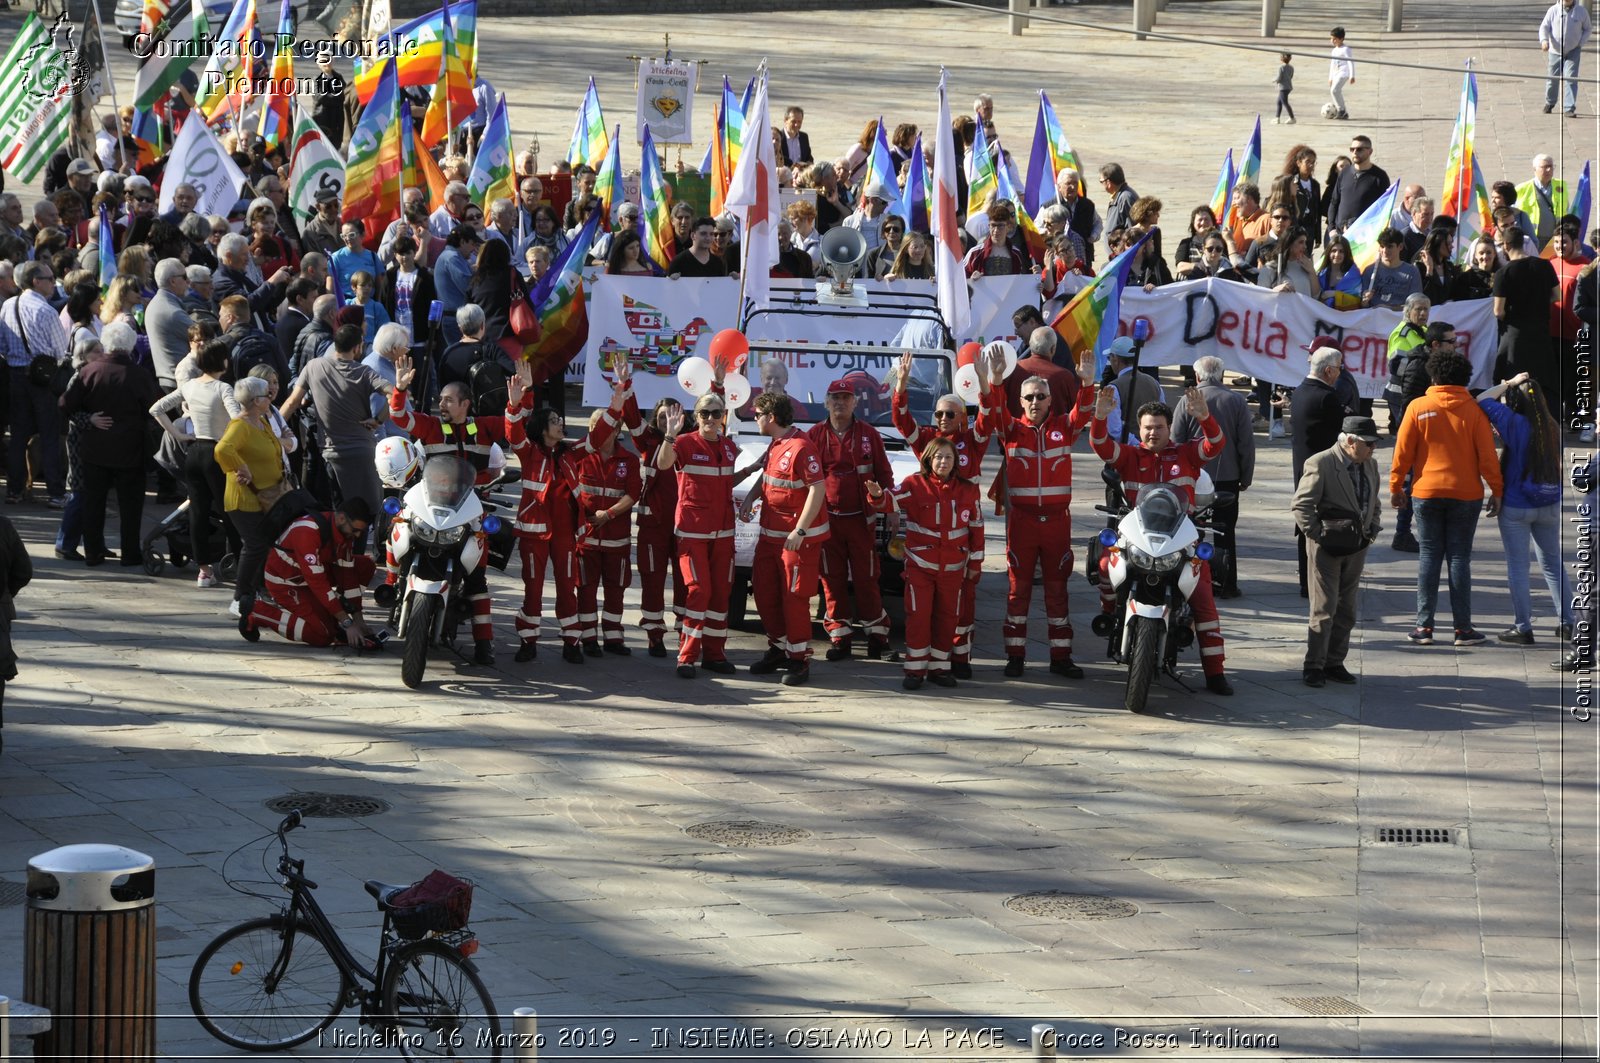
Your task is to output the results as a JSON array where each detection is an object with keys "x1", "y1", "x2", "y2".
[
  {"x1": 637, "y1": 58, "x2": 695, "y2": 145},
  {"x1": 1116, "y1": 279, "x2": 1497, "y2": 398},
  {"x1": 160, "y1": 113, "x2": 247, "y2": 217},
  {"x1": 581, "y1": 275, "x2": 742, "y2": 408}
]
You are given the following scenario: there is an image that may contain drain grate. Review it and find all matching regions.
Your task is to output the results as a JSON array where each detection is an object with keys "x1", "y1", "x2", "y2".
[
  {"x1": 1374, "y1": 827, "x2": 1453, "y2": 845},
  {"x1": 684, "y1": 821, "x2": 811, "y2": 848},
  {"x1": 1282, "y1": 996, "x2": 1370, "y2": 1016},
  {"x1": 1005, "y1": 891, "x2": 1138, "y2": 921},
  {"x1": 0, "y1": 880, "x2": 25, "y2": 908},
  {"x1": 265, "y1": 793, "x2": 391, "y2": 818}
]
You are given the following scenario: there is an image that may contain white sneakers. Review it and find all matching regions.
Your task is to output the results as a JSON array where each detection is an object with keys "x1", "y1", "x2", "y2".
[
  {"x1": 196, "y1": 567, "x2": 218, "y2": 589},
  {"x1": 227, "y1": 599, "x2": 242, "y2": 619}
]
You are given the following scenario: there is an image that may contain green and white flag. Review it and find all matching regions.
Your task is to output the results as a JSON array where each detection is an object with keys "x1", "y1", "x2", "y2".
[
  {"x1": 133, "y1": 0, "x2": 211, "y2": 110},
  {"x1": 0, "y1": 13, "x2": 76, "y2": 183},
  {"x1": 288, "y1": 102, "x2": 344, "y2": 223}
]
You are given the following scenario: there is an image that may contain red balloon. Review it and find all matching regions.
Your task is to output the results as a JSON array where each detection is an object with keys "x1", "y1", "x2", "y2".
[
  {"x1": 708, "y1": 329, "x2": 751, "y2": 373},
  {"x1": 956, "y1": 341, "x2": 983, "y2": 368}
]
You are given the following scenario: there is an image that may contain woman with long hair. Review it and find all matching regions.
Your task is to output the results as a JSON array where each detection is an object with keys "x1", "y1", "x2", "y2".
[
  {"x1": 1174, "y1": 205, "x2": 1219, "y2": 276},
  {"x1": 605, "y1": 229, "x2": 654, "y2": 276},
  {"x1": 842, "y1": 120, "x2": 879, "y2": 189},
  {"x1": 886, "y1": 231, "x2": 935, "y2": 281},
  {"x1": 1452, "y1": 236, "x2": 1500, "y2": 300},
  {"x1": 1258, "y1": 226, "x2": 1322, "y2": 298},
  {"x1": 1318, "y1": 155, "x2": 1351, "y2": 229},
  {"x1": 1477, "y1": 373, "x2": 1570, "y2": 643},
  {"x1": 468, "y1": 238, "x2": 515, "y2": 344},
  {"x1": 1415, "y1": 228, "x2": 1460, "y2": 305},
  {"x1": 62, "y1": 282, "x2": 102, "y2": 349},
  {"x1": 1317, "y1": 234, "x2": 1362, "y2": 309},
  {"x1": 1281, "y1": 143, "x2": 1322, "y2": 240}
]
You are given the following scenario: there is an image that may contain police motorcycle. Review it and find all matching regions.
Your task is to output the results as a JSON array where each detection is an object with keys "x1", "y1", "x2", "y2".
[
  {"x1": 376, "y1": 446, "x2": 506, "y2": 689},
  {"x1": 1087, "y1": 469, "x2": 1228, "y2": 713}
]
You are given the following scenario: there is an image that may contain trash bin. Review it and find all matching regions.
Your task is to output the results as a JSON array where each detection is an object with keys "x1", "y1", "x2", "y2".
[{"x1": 24, "y1": 844, "x2": 155, "y2": 1060}]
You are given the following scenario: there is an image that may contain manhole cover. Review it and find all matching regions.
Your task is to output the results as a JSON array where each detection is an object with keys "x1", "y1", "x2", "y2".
[
  {"x1": 1282, "y1": 996, "x2": 1370, "y2": 1016},
  {"x1": 0, "y1": 880, "x2": 25, "y2": 908},
  {"x1": 1005, "y1": 891, "x2": 1139, "y2": 920},
  {"x1": 684, "y1": 821, "x2": 811, "y2": 848},
  {"x1": 1373, "y1": 827, "x2": 1453, "y2": 844},
  {"x1": 264, "y1": 793, "x2": 391, "y2": 818}
]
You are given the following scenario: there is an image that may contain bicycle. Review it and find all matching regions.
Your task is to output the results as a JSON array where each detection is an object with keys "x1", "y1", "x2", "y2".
[{"x1": 189, "y1": 810, "x2": 504, "y2": 1059}]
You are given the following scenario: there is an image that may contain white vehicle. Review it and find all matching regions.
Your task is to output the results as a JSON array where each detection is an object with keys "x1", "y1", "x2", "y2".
[
  {"x1": 1088, "y1": 475, "x2": 1225, "y2": 712},
  {"x1": 385, "y1": 455, "x2": 496, "y2": 689}
]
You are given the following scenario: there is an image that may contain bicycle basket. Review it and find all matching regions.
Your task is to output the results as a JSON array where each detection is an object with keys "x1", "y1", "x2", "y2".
[{"x1": 388, "y1": 870, "x2": 474, "y2": 939}]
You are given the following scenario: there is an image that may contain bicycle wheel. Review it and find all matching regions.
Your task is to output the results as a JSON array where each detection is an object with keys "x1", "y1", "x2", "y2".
[
  {"x1": 382, "y1": 939, "x2": 503, "y2": 1059},
  {"x1": 189, "y1": 915, "x2": 350, "y2": 1051}
]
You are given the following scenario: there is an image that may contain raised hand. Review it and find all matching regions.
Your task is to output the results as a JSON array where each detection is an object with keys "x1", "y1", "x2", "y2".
[
  {"x1": 1184, "y1": 385, "x2": 1210, "y2": 421},
  {"x1": 613, "y1": 358, "x2": 632, "y2": 391},
  {"x1": 988, "y1": 347, "x2": 1006, "y2": 381},
  {"x1": 1095, "y1": 384, "x2": 1117, "y2": 419},
  {"x1": 394, "y1": 353, "x2": 415, "y2": 392},
  {"x1": 506, "y1": 373, "x2": 526, "y2": 408},
  {"x1": 896, "y1": 351, "x2": 913, "y2": 395},
  {"x1": 664, "y1": 407, "x2": 686, "y2": 438}
]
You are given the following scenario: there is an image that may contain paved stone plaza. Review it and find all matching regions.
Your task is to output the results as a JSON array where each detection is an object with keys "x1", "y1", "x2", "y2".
[{"x1": 0, "y1": 0, "x2": 1594, "y2": 1059}]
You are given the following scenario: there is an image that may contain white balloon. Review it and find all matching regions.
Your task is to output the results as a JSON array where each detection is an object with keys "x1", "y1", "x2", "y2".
[
  {"x1": 985, "y1": 339, "x2": 1019, "y2": 379},
  {"x1": 677, "y1": 356, "x2": 714, "y2": 397},
  {"x1": 722, "y1": 373, "x2": 752, "y2": 409},
  {"x1": 954, "y1": 362, "x2": 983, "y2": 405}
]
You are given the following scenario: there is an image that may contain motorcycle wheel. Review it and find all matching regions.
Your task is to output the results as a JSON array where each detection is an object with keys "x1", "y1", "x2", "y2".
[
  {"x1": 1124, "y1": 616, "x2": 1160, "y2": 713},
  {"x1": 401, "y1": 595, "x2": 436, "y2": 690}
]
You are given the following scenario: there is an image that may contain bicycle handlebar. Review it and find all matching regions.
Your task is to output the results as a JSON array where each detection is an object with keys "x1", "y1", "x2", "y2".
[{"x1": 278, "y1": 809, "x2": 302, "y2": 838}]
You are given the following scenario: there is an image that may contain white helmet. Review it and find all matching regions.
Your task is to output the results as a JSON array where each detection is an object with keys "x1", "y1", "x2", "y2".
[
  {"x1": 1191, "y1": 469, "x2": 1216, "y2": 511},
  {"x1": 487, "y1": 443, "x2": 506, "y2": 475},
  {"x1": 375, "y1": 437, "x2": 425, "y2": 488}
]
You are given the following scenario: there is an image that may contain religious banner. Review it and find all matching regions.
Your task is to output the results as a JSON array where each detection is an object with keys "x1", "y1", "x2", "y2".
[{"x1": 637, "y1": 58, "x2": 694, "y2": 145}]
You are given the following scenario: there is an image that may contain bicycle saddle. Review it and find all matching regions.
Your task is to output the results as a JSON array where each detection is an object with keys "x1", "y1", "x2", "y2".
[{"x1": 364, "y1": 880, "x2": 410, "y2": 907}]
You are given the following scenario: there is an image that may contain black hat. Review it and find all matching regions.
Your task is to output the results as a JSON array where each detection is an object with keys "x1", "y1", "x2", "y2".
[{"x1": 1342, "y1": 415, "x2": 1379, "y2": 443}]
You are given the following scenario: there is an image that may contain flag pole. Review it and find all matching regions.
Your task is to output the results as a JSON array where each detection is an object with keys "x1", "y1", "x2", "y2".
[{"x1": 91, "y1": 0, "x2": 128, "y2": 172}]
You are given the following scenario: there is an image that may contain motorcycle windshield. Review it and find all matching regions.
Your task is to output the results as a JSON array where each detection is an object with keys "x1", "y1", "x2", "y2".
[
  {"x1": 1134, "y1": 484, "x2": 1187, "y2": 538},
  {"x1": 420, "y1": 456, "x2": 477, "y2": 511}
]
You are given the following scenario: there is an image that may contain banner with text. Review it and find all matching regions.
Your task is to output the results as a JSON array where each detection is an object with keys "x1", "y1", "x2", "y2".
[{"x1": 1117, "y1": 279, "x2": 1496, "y2": 398}]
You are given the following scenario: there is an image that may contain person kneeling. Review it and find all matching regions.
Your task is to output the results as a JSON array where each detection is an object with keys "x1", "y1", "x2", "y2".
[{"x1": 241, "y1": 498, "x2": 381, "y2": 650}]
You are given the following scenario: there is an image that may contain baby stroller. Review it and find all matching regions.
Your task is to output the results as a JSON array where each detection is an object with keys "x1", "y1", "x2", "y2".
[{"x1": 144, "y1": 423, "x2": 237, "y2": 578}]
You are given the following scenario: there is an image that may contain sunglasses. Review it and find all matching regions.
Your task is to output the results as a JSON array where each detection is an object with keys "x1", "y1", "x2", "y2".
[
  {"x1": 1272, "y1": 214, "x2": 1293, "y2": 221},
  {"x1": 133, "y1": 196, "x2": 156, "y2": 204},
  {"x1": 697, "y1": 409, "x2": 726, "y2": 420},
  {"x1": 933, "y1": 409, "x2": 959, "y2": 420},
  {"x1": 1022, "y1": 394, "x2": 1049, "y2": 403}
]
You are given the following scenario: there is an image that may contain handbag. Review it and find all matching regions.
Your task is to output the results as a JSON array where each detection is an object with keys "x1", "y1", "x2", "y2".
[
  {"x1": 13, "y1": 300, "x2": 61, "y2": 390},
  {"x1": 252, "y1": 480, "x2": 293, "y2": 508},
  {"x1": 507, "y1": 278, "x2": 541, "y2": 344},
  {"x1": 1315, "y1": 504, "x2": 1372, "y2": 557}
]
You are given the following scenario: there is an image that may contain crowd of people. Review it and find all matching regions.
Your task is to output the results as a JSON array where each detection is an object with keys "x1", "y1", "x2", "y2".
[{"x1": 0, "y1": 31, "x2": 1588, "y2": 694}]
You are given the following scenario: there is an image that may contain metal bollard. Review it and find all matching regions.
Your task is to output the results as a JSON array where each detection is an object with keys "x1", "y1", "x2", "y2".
[
  {"x1": 1032, "y1": 1023, "x2": 1057, "y2": 1060},
  {"x1": 513, "y1": 1007, "x2": 538, "y2": 1061},
  {"x1": 24, "y1": 845, "x2": 155, "y2": 1060},
  {"x1": 1, "y1": 994, "x2": 9, "y2": 1062},
  {"x1": 1009, "y1": 0, "x2": 1029, "y2": 35}
]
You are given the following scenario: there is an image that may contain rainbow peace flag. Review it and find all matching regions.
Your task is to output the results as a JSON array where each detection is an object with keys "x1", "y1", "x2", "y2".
[
  {"x1": 354, "y1": 0, "x2": 478, "y2": 105},
  {"x1": 896, "y1": 132, "x2": 929, "y2": 232},
  {"x1": 466, "y1": 92, "x2": 513, "y2": 208},
  {"x1": 400, "y1": 96, "x2": 420, "y2": 192},
  {"x1": 592, "y1": 123, "x2": 621, "y2": 232},
  {"x1": 639, "y1": 123, "x2": 672, "y2": 273},
  {"x1": 194, "y1": 0, "x2": 256, "y2": 123},
  {"x1": 420, "y1": 1, "x2": 474, "y2": 149},
  {"x1": 97, "y1": 205, "x2": 116, "y2": 292},
  {"x1": 1208, "y1": 148, "x2": 1236, "y2": 224},
  {"x1": 1343, "y1": 178, "x2": 1401, "y2": 272},
  {"x1": 1224, "y1": 117, "x2": 1261, "y2": 231},
  {"x1": 128, "y1": 106, "x2": 163, "y2": 168},
  {"x1": 966, "y1": 115, "x2": 998, "y2": 217},
  {"x1": 342, "y1": 58, "x2": 403, "y2": 244},
  {"x1": 1052, "y1": 227, "x2": 1152, "y2": 379},
  {"x1": 860, "y1": 116, "x2": 902, "y2": 210},
  {"x1": 1439, "y1": 70, "x2": 1493, "y2": 263},
  {"x1": 723, "y1": 76, "x2": 747, "y2": 175},
  {"x1": 416, "y1": 125, "x2": 449, "y2": 210},
  {"x1": 255, "y1": 0, "x2": 295, "y2": 150},
  {"x1": 1024, "y1": 90, "x2": 1085, "y2": 211},
  {"x1": 566, "y1": 77, "x2": 609, "y2": 171},
  {"x1": 522, "y1": 210, "x2": 603, "y2": 384}
]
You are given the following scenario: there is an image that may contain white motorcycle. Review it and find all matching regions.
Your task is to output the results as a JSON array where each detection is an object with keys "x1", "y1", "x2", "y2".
[
  {"x1": 1089, "y1": 476, "x2": 1223, "y2": 713},
  {"x1": 384, "y1": 455, "x2": 502, "y2": 689}
]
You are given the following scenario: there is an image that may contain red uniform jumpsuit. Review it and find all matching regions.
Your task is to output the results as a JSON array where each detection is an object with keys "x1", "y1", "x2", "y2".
[
  {"x1": 621, "y1": 393, "x2": 685, "y2": 652},
  {"x1": 568, "y1": 444, "x2": 642, "y2": 647},
  {"x1": 752, "y1": 428, "x2": 830, "y2": 664},
  {"x1": 389, "y1": 393, "x2": 511, "y2": 644},
  {"x1": 670, "y1": 428, "x2": 739, "y2": 665},
  {"x1": 250, "y1": 513, "x2": 376, "y2": 646},
  {"x1": 806, "y1": 417, "x2": 893, "y2": 651},
  {"x1": 872, "y1": 474, "x2": 985, "y2": 679},
  {"x1": 1089, "y1": 410, "x2": 1228, "y2": 677},
  {"x1": 505, "y1": 398, "x2": 621, "y2": 651},
  {"x1": 891, "y1": 385, "x2": 1000, "y2": 667},
  {"x1": 978, "y1": 388, "x2": 1096, "y2": 664}
]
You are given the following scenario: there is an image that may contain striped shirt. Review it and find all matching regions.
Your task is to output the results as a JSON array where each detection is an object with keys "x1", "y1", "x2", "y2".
[{"x1": 0, "y1": 290, "x2": 68, "y2": 368}]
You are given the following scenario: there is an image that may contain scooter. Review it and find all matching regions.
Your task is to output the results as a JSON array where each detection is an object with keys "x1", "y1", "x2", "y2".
[
  {"x1": 1087, "y1": 473, "x2": 1226, "y2": 713},
  {"x1": 385, "y1": 455, "x2": 502, "y2": 689}
]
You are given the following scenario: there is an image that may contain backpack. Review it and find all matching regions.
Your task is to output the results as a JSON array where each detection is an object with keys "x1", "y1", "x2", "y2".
[
  {"x1": 261, "y1": 490, "x2": 332, "y2": 550},
  {"x1": 467, "y1": 356, "x2": 509, "y2": 417}
]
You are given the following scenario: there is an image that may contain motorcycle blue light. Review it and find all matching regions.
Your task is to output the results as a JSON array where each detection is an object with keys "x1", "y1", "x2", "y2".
[
  {"x1": 383, "y1": 497, "x2": 403, "y2": 516},
  {"x1": 1196, "y1": 543, "x2": 1214, "y2": 561},
  {"x1": 482, "y1": 514, "x2": 502, "y2": 535},
  {"x1": 1098, "y1": 528, "x2": 1118, "y2": 547}
]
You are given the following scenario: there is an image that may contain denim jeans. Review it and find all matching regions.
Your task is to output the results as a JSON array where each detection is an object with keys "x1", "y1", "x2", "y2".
[
  {"x1": 1547, "y1": 47, "x2": 1582, "y2": 112},
  {"x1": 1412, "y1": 496, "x2": 1480, "y2": 632},
  {"x1": 54, "y1": 491, "x2": 83, "y2": 552},
  {"x1": 1498, "y1": 503, "x2": 1571, "y2": 632}
]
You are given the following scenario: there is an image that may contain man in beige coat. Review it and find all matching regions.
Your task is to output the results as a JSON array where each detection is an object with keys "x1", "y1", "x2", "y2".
[{"x1": 1291, "y1": 416, "x2": 1383, "y2": 687}]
